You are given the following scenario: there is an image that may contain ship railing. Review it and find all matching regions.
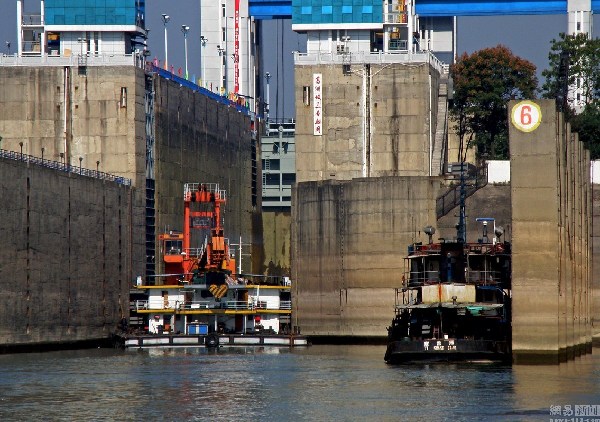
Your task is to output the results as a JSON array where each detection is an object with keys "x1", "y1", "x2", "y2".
[
  {"x1": 184, "y1": 247, "x2": 206, "y2": 258},
  {"x1": 405, "y1": 271, "x2": 440, "y2": 287},
  {"x1": 134, "y1": 300, "x2": 149, "y2": 310},
  {"x1": 185, "y1": 301, "x2": 213, "y2": 310},
  {"x1": 184, "y1": 183, "x2": 227, "y2": 201},
  {"x1": 135, "y1": 298, "x2": 290, "y2": 311},
  {"x1": 224, "y1": 301, "x2": 251, "y2": 310},
  {"x1": 466, "y1": 270, "x2": 503, "y2": 285},
  {"x1": 0, "y1": 148, "x2": 132, "y2": 186}
]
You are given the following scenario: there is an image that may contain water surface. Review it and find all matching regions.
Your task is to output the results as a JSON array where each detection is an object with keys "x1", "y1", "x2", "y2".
[{"x1": 0, "y1": 345, "x2": 598, "y2": 421}]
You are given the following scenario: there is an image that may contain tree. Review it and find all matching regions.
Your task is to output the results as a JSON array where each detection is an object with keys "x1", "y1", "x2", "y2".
[
  {"x1": 541, "y1": 33, "x2": 600, "y2": 158},
  {"x1": 450, "y1": 45, "x2": 538, "y2": 160},
  {"x1": 571, "y1": 104, "x2": 600, "y2": 159},
  {"x1": 541, "y1": 33, "x2": 600, "y2": 107}
]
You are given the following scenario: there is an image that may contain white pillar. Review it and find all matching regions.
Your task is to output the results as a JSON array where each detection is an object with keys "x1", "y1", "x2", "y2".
[
  {"x1": 40, "y1": 0, "x2": 46, "y2": 56},
  {"x1": 17, "y1": 0, "x2": 23, "y2": 56}
]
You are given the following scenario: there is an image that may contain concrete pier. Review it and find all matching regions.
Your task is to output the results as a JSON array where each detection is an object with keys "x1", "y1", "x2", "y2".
[{"x1": 509, "y1": 99, "x2": 592, "y2": 363}]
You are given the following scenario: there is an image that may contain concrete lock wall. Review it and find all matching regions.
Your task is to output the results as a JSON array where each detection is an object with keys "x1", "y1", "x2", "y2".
[
  {"x1": 509, "y1": 99, "x2": 592, "y2": 363},
  {"x1": 594, "y1": 184, "x2": 600, "y2": 345},
  {"x1": 437, "y1": 184, "x2": 512, "y2": 243},
  {"x1": 0, "y1": 65, "x2": 147, "y2": 277},
  {"x1": 294, "y1": 63, "x2": 439, "y2": 183},
  {"x1": 0, "y1": 158, "x2": 132, "y2": 349},
  {"x1": 152, "y1": 76, "x2": 256, "y2": 276},
  {"x1": 292, "y1": 176, "x2": 437, "y2": 338},
  {"x1": 261, "y1": 211, "x2": 292, "y2": 277}
]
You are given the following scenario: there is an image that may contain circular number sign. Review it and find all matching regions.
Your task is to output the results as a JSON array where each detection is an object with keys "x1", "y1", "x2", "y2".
[{"x1": 511, "y1": 100, "x2": 542, "y2": 133}]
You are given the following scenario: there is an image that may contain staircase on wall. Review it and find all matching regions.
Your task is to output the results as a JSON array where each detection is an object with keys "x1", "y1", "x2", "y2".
[
  {"x1": 436, "y1": 164, "x2": 488, "y2": 219},
  {"x1": 431, "y1": 70, "x2": 449, "y2": 177}
]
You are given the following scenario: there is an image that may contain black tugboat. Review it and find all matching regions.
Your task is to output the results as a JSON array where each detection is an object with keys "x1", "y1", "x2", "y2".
[{"x1": 384, "y1": 218, "x2": 512, "y2": 364}]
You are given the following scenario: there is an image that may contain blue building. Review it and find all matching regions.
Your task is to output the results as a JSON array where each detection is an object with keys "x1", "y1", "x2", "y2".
[
  {"x1": 17, "y1": 0, "x2": 146, "y2": 57},
  {"x1": 291, "y1": 0, "x2": 454, "y2": 63}
]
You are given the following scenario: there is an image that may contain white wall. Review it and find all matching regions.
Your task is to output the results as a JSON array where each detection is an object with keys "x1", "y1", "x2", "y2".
[
  {"x1": 487, "y1": 160, "x2": 510, "y2": 184},
  {"x1": 487, "y1": 160, "x2": 600, "y2": 184}
]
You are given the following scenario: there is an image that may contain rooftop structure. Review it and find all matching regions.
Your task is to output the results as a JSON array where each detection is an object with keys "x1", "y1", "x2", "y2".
[
  {"x1": 16, "y1": 0, "x2": 147, "y2": 58},
  {"x1": 292, "y1": 0, "x2": 454, "y2": 64}
]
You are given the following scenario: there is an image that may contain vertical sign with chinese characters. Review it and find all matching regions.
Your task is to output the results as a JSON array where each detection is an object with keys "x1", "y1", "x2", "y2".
[
  {"x1": 313, "y1": 73, "x2": 323, "y2": 136},
  {"x1": 234, "y1": 0, "x2": 240, "y2": 93}
]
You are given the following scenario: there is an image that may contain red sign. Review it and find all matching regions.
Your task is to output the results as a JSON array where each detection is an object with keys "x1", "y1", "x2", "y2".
[{"x1": 234, "y1": 0, "x2": 240, "y2": 93}]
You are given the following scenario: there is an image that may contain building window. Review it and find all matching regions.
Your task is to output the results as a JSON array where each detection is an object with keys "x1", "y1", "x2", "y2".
[
  {"x1": 120, "y1": 87, "x2": 127, "y2": 108},
  {"x1": 362, "y1": 6, "x2": 373, "y2": 13},
  {"x1": 262, "y1": 159, "x2": 280, "y2": 170},
  {"x1": 222, "y1": 4, "x2": 226, "y2": 18},
  {"x1": 303, "y1": 86, "x2": 311, "y2": 106},
  {"x1": 282, "y1": 173, "x2": 296, "y2": 185},
  {"x1": 342, "y1": 6, "x2": 352, "y2": 14},
  {"x1": 265, "y1": 174, "x2": 280, "y2": 186},
  {"x1": 301, "y1": 6, "x2": 311, "y2": 14},
  {"x1": 322, "y1": 6, "x2": 332, "y2": 14}
]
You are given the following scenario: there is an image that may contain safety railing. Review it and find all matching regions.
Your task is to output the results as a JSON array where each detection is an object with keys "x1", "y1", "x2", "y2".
[
  {"x1": 184, "y1": 182, "x2": 226, "y2": 201},
  {"x1": 384, "y1": 12, "x2": 408, "y2": 24},
  {"x1": 405, "y1": 271, "x2": 441, "y2": 287},
  {"x1": 436, "y1": 164, "x2": 488, "y2": 219},
  {"x1": 0, "y1": 52, "x2": 146, "y2": 69},
  {"x1": 403, "y1": 269, "x2": 505, "y2": 287},
  {"x1": 294, "y1": 50, "x2": 445, "y2": 75},
  {"x1": 22, "y1": 14, "x2": 43, "y2": 25},
  {"x1": 146, "y1": 63, "x2": 252, "y2": 116},
  {"x1": 0, "y1": 149, "x2": 131, "y2": 186},
  {"x1": 135, "y1": 299, "x2": 290, "y2": 311}
]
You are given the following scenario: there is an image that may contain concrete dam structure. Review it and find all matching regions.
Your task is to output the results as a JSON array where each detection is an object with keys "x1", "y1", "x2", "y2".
[
  {"x1": 292, "y1": 56, "x2": 447, "y2": 339},
  {"x1": 291, "y1": 58, "x2": 597, "y2": 362},
  {"x1": 0, "y1": 155, "x2": 133, "y2": 351},
  {"x1": 510, "y1": 100, "x2": 593, "y2": 363},
  {"x1": 0, "y1": 60, "x2": 258, "y2": 350}
]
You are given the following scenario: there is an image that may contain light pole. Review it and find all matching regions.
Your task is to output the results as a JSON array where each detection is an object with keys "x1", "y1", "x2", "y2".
[
  {"x1": 217, "y1": 45, "x2": 225, "y2": 93},
  {"x1": 265, "y1": 72, "x2": 271, "y2": 120},
  {"x1": 200, "y1": 36, "x2": 207, "y2": 87},
  {"x1": 181, "y1": 25, "x2": 190, "y2": 79},
  {"x1": 161, "y1": 14, "x2": 170, "y2": 70}
]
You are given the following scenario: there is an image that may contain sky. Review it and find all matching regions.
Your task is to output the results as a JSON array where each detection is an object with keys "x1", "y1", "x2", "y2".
[{"x1": 1, "y1": 2, "x2": 598, "y2": 119}]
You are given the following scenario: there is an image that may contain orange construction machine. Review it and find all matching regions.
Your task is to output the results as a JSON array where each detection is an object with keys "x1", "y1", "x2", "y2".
[{"x1": 157, "y1": 183, "x2": 236, "y2": 297}]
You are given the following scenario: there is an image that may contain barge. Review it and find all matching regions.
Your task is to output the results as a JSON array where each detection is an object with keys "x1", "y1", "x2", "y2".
[{"x1": 127, "y1": 183, "x2": 307, "y2": 348}]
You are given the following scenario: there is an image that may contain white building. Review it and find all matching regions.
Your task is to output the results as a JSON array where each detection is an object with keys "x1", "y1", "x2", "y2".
[{"x1": 199, "y1": 0, "x2": 257, "y2": 111}]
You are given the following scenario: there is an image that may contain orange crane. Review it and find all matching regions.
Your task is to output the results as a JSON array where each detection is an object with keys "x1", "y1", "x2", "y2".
[{"x1": 158, "y1": 183, "x2": 235, "y2": 298}]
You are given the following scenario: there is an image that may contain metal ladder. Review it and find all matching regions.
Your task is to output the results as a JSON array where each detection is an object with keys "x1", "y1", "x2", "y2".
[{"x1": 262, "y1": 159, "x2": 270, "y2": 194}]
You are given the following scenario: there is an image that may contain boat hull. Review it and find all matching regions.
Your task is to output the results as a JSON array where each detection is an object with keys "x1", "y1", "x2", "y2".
[{"x1": 384, "y1": 338, "x2": 510, "y2": 364}]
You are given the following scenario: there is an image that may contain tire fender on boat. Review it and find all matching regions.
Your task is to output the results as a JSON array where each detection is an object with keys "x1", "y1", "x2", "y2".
[{"x1": 205, "y1": 333, "x2": 219, "y2": 348}]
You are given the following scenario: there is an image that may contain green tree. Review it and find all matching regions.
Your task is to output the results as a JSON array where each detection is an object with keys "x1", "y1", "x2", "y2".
[
  {"x1": 541, "y1": 33, "x2": 600, "y2": 107},
  {"x1": 450, "y1": 45, "x2": 538, "y2": 160},
  {"x1": 571, "y1": 104, "x2": 600, "y2": 159},
  {"x1": 541, "y1": 33, "x2": 600, "y2": 158}
]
